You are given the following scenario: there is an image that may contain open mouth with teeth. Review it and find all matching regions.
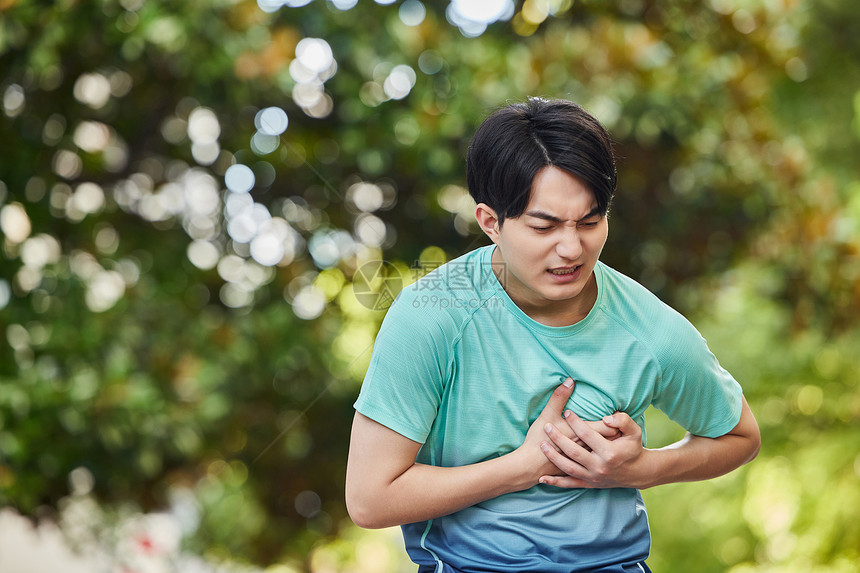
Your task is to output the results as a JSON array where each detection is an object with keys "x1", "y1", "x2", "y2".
[{"x1": 549, "y1": 265, "x2": 582, "y2": 275}]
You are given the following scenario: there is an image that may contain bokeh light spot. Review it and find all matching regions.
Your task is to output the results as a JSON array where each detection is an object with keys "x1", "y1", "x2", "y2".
[
  {"x1": 94, "y1": 225, "x2": 120, "y2": 254},
  {"x1": 187, "y1": 107, "x2": 221, "y2": 145},
  {"x1": 85, "y1": 270, "x2": 126, "y2": 312},
  {"x1": 253, "y1": 161, "x2": 277, "y2": 188},
  {"x1": 187, "y1": 240, "x2": 221, "y2": 270},
  {"x1": 399, "y1": 0, "x2": 426, "y2": 26},
  {"x1": 785, "y1": 57, "x2": 808, "y2": 82},
  {"x1": 73, "y1": 121, "x2": 112, "y2": 153},
  {"x1": 109, "y1": 70, "x2": 133, "y2": 97},
  {"x1": 42, "y1": 114, "x2": 66, "y2": 145},
  {"x1": 191, "y1": 142, "x2": 220, "y2": 166},
  {"x1": 418, "y1": 50, "x2": 444, "y2": 75},
  {"x1": 67, "y1": 182, "x2": 106, "y2": 221},
  {"x1": 796, "y1": 385, "x2": 823, "y2": 415},
  {"x1": 21, "y1": 234, "x2": 61, "y2": 269},
  {"x1": 292, "y1": 285, "x2": 326, "y2": 319},
  {"x1": 355, "y1": 213, "x2": 386, "y2": 247},
  {"x1": 52, "y1": 150, "x2": 83, "y2": 180},
  {"x1": 383, "y1": 65, "x2": 417, "y2": 100},
  {"x1": 73, "y1": 73, "x2": 111, "y2": 109},
  {"x1": 447, "y1": 0, "x2": 514, "y2": 36},
  {"x1": 220, "y1": 283, "x2": 254, "y2": 308},
  {"x1": 295, "y1": 38, "x2": 334, "y2": 74},
  {"x1": 257, "y1": 0, "x2": 284, "y2": 13},
  {"x1": 294, "y1": 490, "x2": 322, "y2": 518},
  {"x1": 0, "y1": 280, "x2": 10, "y2": 310},
  {"x1": 251, "y1": 132, "x2": 280, "y2": 155},
  {"x1": 227, "y1": 212, "x2": 259, "y2": 243},
  {"x1": 250, "y1": 232, "x2": 285, "y2": 266},
  {"x1": 161, "y1": 116, "x2": 187, "y2": 144},
  {"x1": 346, "y1": 182, "x2": 384, "y2": 212},
  {"x1": 225, "y1": 164, "x2": 255, "y2": 194},
  {"x1": 0, "y1": 203, "x2": 32, "y2": 244},
  {"x1": 3, "y1": 84, "x2": 25, "y2": 117},
  {"x1": 255, "y1": 107, "x2": 289, "y2": 136}
]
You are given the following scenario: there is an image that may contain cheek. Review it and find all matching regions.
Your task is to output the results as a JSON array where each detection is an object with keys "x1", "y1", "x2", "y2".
[
  {"x1": 505, "y1": 244, "x2": 548, "y2": 275},
  {"x1": 588, "y1": 227, "x2": 609, "y2": 253},
  {"x1": 520, "y1": 238, "x2": 553, "y2": 260}
]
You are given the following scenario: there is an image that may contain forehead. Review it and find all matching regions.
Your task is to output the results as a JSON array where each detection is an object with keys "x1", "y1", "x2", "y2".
[{"x1": 524, "y1": 167, "x2": 597, "y2": 215}]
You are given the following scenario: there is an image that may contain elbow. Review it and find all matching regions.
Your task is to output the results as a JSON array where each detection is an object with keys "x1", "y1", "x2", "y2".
[
  {"x1": 737, "y1": 397, "x2": 761, "y2": 466},
  {"x1": 737, "y1": 423, "x2": 761, "y2": 466},
  {"x1": 345, "y1": 488, "x2": 387, "y2": 530},
  {"x1": 746, "y1": 431, "x2": 761, "y2": 464},
  {"x1": 346, "y1": 503, "x2": 381, "y2": 530}
]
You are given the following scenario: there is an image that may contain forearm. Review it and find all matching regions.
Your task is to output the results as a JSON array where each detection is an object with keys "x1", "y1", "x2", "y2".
[
  {"x1": 347, "y1": 451, "x2": 534, "y2": 529},
  {"x1": 631, "y1": 398, "x2": 761, "y2": 489},
  {"x1": 636, "y1": 430, "x2": 758, "y2": 489},
  {"x1": 346, "y1": 411, "x2": 550, "y2": 529}
]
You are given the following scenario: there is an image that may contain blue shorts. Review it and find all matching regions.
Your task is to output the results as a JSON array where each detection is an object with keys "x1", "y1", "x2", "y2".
[{"x1": 417, "y1": 561, "x2": 652, "y2": 573}]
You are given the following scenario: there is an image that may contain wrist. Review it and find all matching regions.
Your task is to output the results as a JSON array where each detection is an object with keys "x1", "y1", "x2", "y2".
[
  {"x1": 632, "y1": 448, "x2": 667, "y2": 489},
  {"x1": 505, "y1": 447, "x2": 543, "y2": 492}
]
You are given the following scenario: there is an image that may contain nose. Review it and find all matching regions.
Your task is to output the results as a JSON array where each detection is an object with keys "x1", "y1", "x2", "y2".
[{"x1": 556, "y1": 227, "x2": 583, "y2": 261}]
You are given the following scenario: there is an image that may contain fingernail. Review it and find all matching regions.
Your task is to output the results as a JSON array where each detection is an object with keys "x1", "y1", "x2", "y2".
[
  {"x1": 544, "y1": 423, "x2": 553, "y2": 434},
  {"x1": 603, "y1": 415, "x2": 614, "y2": 424},
  {"x1": 563, "y1": 410, "x2": 571, "y2": 418},
  {"x1": 539, "y1": 477, "x2": 547, "y2": 484},
  {"x1": 540, "y1": 442, "x2": 550, "y2": 451},
  {"x1": 563, "y1": 378, "x2": 573, "y2": 388}
]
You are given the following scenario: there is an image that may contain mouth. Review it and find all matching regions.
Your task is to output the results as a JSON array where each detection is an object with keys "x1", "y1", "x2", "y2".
[{"x1": 548, "y1": 264, "x2": 582, "y2": 276}]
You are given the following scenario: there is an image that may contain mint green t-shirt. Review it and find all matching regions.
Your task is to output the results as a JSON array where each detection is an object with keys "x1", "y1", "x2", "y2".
[{"x1": 354, "y1": 245, "x2": 743, "y2": 572}]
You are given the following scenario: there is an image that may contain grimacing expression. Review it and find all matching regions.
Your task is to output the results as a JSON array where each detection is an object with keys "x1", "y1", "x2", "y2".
[{"x1": 478, "y1": 166, "x2": 608, "y2": 322}]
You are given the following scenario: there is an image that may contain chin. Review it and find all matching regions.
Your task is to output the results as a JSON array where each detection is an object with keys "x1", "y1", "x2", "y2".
[{"x1": 537, "y1": 284, "x2": 584, "y2": 300}]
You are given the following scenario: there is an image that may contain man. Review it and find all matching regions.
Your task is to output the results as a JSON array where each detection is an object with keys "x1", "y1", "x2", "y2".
[{"x1": 345, "y1": 98, "x2": 760, "y2": 572}]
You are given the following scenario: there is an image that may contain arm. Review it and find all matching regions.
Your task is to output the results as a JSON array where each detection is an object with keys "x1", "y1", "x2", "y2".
[
  {"x1": 345, "y1": 379, "x2": 619, "y2": 528},
  {"x1": 539, "y1": 396, "x2": 760, "y2": 489},
  {"x1": 346, "y1": 412, "x2": 531, "y2": 529}
]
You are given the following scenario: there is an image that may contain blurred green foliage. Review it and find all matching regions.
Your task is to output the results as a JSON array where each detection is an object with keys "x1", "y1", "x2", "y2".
[{"x1": 1, "y1": 0, "x2": 859, "y2": 571}]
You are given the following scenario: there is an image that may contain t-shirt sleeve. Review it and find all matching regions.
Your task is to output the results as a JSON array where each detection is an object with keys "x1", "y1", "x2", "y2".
[
  {"x1": 650, "y1": 309, "x2": 743, "y2": 438},
  {"x1": 353, "y1": 290, "x2": 453, "y2": 444}
]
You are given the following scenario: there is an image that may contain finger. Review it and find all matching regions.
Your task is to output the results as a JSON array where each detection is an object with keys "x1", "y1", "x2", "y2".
[
  {"x1": 567, "y1": 413, "x2": 622, "y2": 440},
  {"x1": 601, "y1": 411, "x2": 641, "y2": 438},
  {"x1": 540, "y1": 378, "x2": 575, "y2": 418},
  {"x1": 562, "y1": 410, "x2": 613, "y2": 455},
  {"x1": 540, "y1": 439, "x2": 595, "y2": 482},
  {"x1": 539, "y1": 475, "x2": 591, "y2": 489},
  {"x1": 542, "y1": 425, "x2": 594, "y2": 467}
]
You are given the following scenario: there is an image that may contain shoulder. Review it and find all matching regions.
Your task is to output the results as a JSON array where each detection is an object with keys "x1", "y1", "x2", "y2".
[
  {"x1": 597, "y1": 262, "x2": 687, "y2": 326},
  {"x1": 381, "y1": 246, "x2": 494, "y2": 341},
  {"x1": 596, "y1": 262, "x2": 704, "y2": 360}
]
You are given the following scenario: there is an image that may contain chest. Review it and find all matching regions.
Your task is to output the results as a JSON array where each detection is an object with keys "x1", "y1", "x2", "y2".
[{"x1": 425, "y1": 316, "x2": 659, "y2": 465}]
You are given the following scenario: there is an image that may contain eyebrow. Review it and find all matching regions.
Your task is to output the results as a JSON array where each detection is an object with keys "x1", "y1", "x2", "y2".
[{"x1": 524, "y1": 206, "x2": 602, "y2": 223}]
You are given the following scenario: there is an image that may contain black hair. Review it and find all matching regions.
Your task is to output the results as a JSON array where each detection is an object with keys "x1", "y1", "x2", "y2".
[{"x1": 466, "y1": 97, "x2": 616, "y2": 226}]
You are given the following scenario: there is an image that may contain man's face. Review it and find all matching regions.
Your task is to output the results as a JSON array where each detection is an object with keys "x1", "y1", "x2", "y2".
[{"x1": 481, "y1": 166, "x2": 609, "y2": 321}]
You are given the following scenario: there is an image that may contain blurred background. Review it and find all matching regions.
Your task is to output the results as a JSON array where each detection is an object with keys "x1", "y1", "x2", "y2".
[{"x1": 1, "y1": 0, "x2": 859, "y2": 571}]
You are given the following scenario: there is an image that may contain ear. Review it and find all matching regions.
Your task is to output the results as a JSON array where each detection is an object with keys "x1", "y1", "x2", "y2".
[{"x1": 474, "y1": 203, "x2": 501, "y2": 244}]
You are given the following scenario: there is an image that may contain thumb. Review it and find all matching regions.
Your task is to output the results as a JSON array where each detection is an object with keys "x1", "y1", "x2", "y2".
[
  {"x1": 542, "y1": 378, "x2": 575, "y2": 417},
  {"x1": 602, "y1": 411, "x2": 639, "y2": 436}
]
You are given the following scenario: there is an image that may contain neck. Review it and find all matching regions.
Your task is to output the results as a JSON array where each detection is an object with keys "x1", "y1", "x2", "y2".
[
  {"x1": 490, "y1": 248, "x2": 599, "y2": 327},
  {"x1": 523, "y1": 274, "x2": 598, "y2": 327}
]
